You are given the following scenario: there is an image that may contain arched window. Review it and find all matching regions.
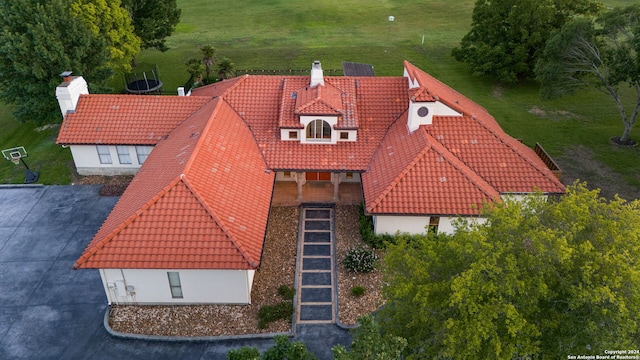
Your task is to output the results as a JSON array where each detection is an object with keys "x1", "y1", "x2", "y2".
[{"x1": 306, "y1": 119, "x2": 331, "y2": 140}]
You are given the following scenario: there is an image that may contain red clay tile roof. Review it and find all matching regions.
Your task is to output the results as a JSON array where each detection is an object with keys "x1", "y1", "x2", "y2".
[
  {"x1": 224, "y1": 75, "x2": 406, "y2": 170},
  {"x1": 279, "y1": 78, "x2": 359, "y2": 130},
  {"x1": 57, "y1": 95, "x2": 210, "y2": 145},
  {"x1": 295, "y1": 82, "x2": 343, "y2": 116},
  {"x1": 69, "y1": 61, "x2": 565, "y2": 270},
  {"x1": 74, "y1": 98, "x2": 274, "y2": 269},
  {"x1": 363, "y1": 117, "x2": 500, "y2": 215}
]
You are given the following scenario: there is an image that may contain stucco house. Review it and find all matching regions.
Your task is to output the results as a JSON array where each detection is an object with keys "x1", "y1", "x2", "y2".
[{"x1": 57, "y1": 61, "x2": 564, "y2": 305}]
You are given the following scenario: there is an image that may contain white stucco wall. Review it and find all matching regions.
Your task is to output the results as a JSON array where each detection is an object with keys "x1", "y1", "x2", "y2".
[
  {"x1": 69, "y1": 145, "x2": 153, "y2": 176},
  {"x1": 99, "y1": 268, "x2": 255, "y2": 305},
  {"x1": 373, "y1": 215, "x2": 486, "y2": 235}
]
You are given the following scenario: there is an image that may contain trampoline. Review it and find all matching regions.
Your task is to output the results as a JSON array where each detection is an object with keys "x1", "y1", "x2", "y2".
[{"x1": 124, "y1": 65, "x2": 163, "y2": 94}]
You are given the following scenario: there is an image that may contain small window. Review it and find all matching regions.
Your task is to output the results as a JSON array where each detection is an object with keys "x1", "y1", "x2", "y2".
[
  {"x1": 96, "y1": 145, "x2": 112, "y2": 164},
  {"x1": 306, "y1": 119, "x2": 331, "y2": 140},
  {"x1": 136, "y1": 146, "x2": 151, "y2": 164},
  {"x1": 167, "y1": 272, "x2": 183, "y2": 299},
  {"x1": 116, "y1": 146, "x2": 132, "y2": 164},
  {"x1": 346, "y1": 172, "x2": 353, "y2": 179},
  {"x1": 283, "y1": 171, "x2": 291, "y2": 178},
  {"x1": 429, "y1": 216, "x2": 440, "y2": 234},
  {"x1": 418, "y1": 106, "x2": 429, "y2": 117},
  {"x1": 340, "y1": 132, "x2": 349, "y2": 140},
  {"x1": 288, "y1": 131, "x2": 298, "y2": 139}
]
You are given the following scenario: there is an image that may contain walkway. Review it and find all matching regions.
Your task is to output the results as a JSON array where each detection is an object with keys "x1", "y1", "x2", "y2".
[{"x1": 296, "y1": 205, "x2": 336, "y2": 324}]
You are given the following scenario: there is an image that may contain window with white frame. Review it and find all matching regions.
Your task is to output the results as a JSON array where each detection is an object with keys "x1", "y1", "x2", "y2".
[
  {"x1": 306, "y1": 119, "x2": 331, "y2": 140},
  {"x1": 135, "y1": 146, "x2": 151, "y2": 164},
  {"x1": 116, "y1": 146, "x2": 132, "y2": 164},
  {"x1": 167, "y1": 272, "x2": 183, "y2": 299},
  {"x1": 96, "y1": 145, "x2": 112, "y2": 164}
]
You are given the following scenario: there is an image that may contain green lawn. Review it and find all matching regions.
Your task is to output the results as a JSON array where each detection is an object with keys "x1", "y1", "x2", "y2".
[{"x1": 1, "y1": 0, "x2": 638, "y2": 189}]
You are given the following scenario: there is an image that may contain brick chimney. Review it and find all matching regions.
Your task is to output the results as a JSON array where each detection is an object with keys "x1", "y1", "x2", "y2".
[
  {"x1": 310, "y1": 60, "x2": 324, "y2": 87},
  {"x1": 56, "y1": 71, "x2": 88, "y2": 117}
]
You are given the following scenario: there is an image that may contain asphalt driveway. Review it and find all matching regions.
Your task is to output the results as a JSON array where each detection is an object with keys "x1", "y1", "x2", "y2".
[{"x1": 0, "y1": 185, "x2": 349, "y2": 359}]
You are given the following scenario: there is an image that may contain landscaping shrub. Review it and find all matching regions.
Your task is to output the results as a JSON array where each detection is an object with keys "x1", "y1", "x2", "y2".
[
  {"x1": 258, "y1": 301, "x2": 293, "y2": 329},
  {"x1": 227, "y1": 346, "x2": 260, "y2": 360},
  {"x1": 343, "y1": 246, "x2": 377, "y2": 273},
  {"x1": 350, "y1": 286, "x2": 366, "y2": 297},
  {"x1": 277, "y1": 284, "x2": 296, "y2": 301},
  {"x1": 358, "y1": 203, "x2": 394, "y2": 249}
]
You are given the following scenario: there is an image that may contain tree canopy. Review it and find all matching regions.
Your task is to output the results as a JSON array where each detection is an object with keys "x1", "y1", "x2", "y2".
[
  {"x1": 0, "y1": 0, "x2": 111, "y2": 124},
  {"x1": 452, "y1": 0, "x2": 601, "y2": 84},
  {"x1": 332, "y1": 314, "x2": 407, "y2": 360},
  {"x1": 535, "y1": 5, "x2": 640, "y2": 143},
  {"x1": 121, "y1": 0, "x2": 181, "y2": 52},
  {"x1": 70, "y1": 0, "x2": 141, "y2": 73},
  {"x1": 379, "y1": 183, "x2": 640, "y2": 359}
]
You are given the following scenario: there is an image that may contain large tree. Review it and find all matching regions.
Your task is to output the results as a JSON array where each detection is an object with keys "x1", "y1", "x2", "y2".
[
  {"x1": 380, "y1": 183, "x2": 640, "y2": 359},
  {"x1": 0, "y1": 0, "x2": 110, "y2": 124},
  {"x1": 70, "y1": 0, "x2": 141, "y2": 73},
  {"x1": 535, "y1": 5, "x2": 640, "y2": 143},
  {"x1": 452, "y1": 0, "x2": 601, "y2": 84},
  {"x1": 121, "y1": 0, "x2": 181, "y2": 52}
]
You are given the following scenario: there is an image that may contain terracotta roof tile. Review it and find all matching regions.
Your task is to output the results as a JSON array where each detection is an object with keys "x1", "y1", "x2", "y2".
[
  {"x1": 363, "y1": 117, "x2": 500, "y2": 215},
  {"x1": 226, "y1": 76, "x2": 407, "y2": 170},
  {"x1": 57, "y1": 95, "x2": 210, "y2": 145},
  {"x1": 71, "y1": 61, "x2": 564, "y2": 270},
  {"x1": 74, "y1": 98, "x2": 274, "y2": 269}
]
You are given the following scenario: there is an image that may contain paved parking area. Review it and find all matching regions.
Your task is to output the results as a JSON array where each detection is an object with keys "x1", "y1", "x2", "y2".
[{"x1": 0, "y1": 185, "x2": 349, "y2": 359}]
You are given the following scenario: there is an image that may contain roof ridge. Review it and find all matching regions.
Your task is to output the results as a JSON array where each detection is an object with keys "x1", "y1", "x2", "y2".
[
  {"x1": 180, "y1": 173, "x2": 259, "y2": 268},
  {"x1": 182, "y1": 99, "x2": 220, "y2": 175},
  {"x1": 73, "y1": 176, "x2": 183, "y2": 269},
  {"x1": 470, "y1": 116, "x2": 563, "y2": 191},
  {"x1": 420, "y1": 127, "x2": 501, "y2": 200}
]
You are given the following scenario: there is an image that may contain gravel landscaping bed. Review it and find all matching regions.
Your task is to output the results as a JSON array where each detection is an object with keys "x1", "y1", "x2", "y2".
[
  {"x1": 335, "y1": 205, "x2": 385, "y2": 326},
  {"x1": 107, "y1": 204, "x2": 384, "y2": 336},
  {"x1": 109, "y1": 206, "x2": 299, "y2": 336}
]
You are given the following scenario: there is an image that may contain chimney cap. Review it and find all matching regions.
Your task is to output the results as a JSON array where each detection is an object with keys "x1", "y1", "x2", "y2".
[
  {"x1": 313, "y1": 60, "x2": 321, "y2": 65},
  {"x1": 60, "y1": 71, "x2": 73, "y2": 77}
]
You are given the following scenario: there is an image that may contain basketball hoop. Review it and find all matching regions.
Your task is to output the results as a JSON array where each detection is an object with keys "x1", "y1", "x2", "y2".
[{"x1": 2, "y1": 146, "x2": 39, "y2": 183}]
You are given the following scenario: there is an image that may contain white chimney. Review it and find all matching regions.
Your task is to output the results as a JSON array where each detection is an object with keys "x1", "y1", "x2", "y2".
[
  {"x1": 177, "y1": 87, "x2": 186, "y2": 96},
  {"x1": 310, "y1": 60, "x2": 324, "y2": 87},
  {"x1": 56, "y1": 71, "x2": 88, "y2": 117}
]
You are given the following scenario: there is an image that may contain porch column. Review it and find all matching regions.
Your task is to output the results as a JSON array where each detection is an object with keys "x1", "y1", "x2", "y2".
[
  {"x1": 331, "y1": 172, "x2": 341, "y2": 201},
  {"x1": 296, "y1": 172, "x2": 306, "y2": 201}
]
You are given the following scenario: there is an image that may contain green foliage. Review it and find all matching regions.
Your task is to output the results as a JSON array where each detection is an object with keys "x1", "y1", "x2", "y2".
[
  {"x1": 258, "y1": 301, "x2": 293, "y2": 329},
  {"x1": 70, "y1": 0, "x2": 141, "y2": 73},
  {"x1": 343, "y1": 247, "x2": 377, "y2": 273},
  {"x1": 277, "y1": 285, "x2": 296, "y2": 301},
  {"x1": 350, "y1": 286, "x2": 366, "y2": 297},
  {"x1": 452, "y1": 0, "x2": 601, "y2": 83},
  {"x1": 357, "y1": 204, "x2": 394, "y2": 249},
  {"x1": 226, "y1": 335, "x2": 315, "y2": 360},
  {"x1": 0, "y1": 0, "x2": 111, "y2": 125},
  {"x1": 262, "y1": 335, "x2": 316, "y2": 360},
  {"x1": 200, "y1": 44, "x2": 216, "y2": 80},
  {"x1": 184, "y1": 57, "x2": 204, "y2": 83},
  {"x1": 332, "y1": 314, "x2": 407, "y2": 360},
  {"x1": 379, "y1": 182, "x2": 640, "y2": 358},
  {"x1": 227, "y1": 347, "x2": 260, "y2": 360},
  {"x1": 217, "y1": 57, "x2": 235, "y2": 80},
  {"x1": 535, "y1": 5, "x2": 640, "y2": 142},
  {"x1": 122, "y1": 0, "x2": 181, "y2": 51}
]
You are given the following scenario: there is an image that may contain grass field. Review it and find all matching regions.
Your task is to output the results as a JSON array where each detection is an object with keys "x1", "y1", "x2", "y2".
[{"x1": 1, "y1": 0, "x2": 638, "y2": 190}]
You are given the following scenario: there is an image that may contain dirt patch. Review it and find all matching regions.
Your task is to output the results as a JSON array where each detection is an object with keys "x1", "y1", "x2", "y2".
[
  {"x1": 528, "y1": 106, "x2": 547, "y2": 117},
  {"x1": 492, "y1": 85, "x2": 503, "y2": 99},
  {"x1": 556, "y1": 145, "x2": 639, "y2": 200}
]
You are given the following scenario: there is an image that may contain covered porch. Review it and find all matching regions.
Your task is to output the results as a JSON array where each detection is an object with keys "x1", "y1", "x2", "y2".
[{"x1": 271, "y1": 171, "x2": 363, "y2": 206}]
